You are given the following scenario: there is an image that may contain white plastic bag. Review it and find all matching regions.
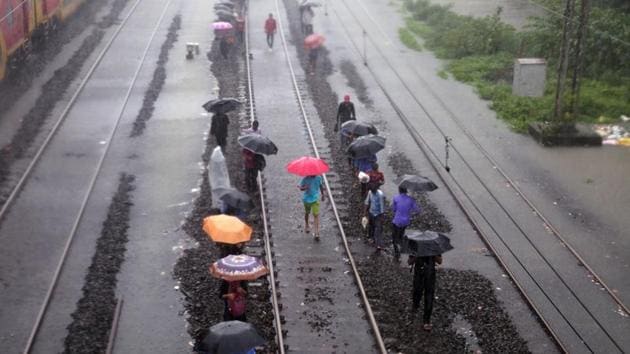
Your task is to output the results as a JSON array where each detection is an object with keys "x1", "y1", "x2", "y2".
[{"x1": 208, "y1": 147, "x2": 232, "y2": 208}]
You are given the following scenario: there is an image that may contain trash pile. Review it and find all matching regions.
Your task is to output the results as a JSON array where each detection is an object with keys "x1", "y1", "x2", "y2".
[{"x1": 594, "y1": 116, "x2": 630, "y2": 146}]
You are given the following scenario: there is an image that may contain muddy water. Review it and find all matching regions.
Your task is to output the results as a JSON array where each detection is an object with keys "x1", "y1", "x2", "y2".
[{"x1": 429, "y1": 0, "x2": 544, "y2": 29}]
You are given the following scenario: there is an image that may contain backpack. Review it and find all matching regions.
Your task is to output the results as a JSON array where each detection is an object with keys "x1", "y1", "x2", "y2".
[
  {"x1": 228, "y1": 292, "x2": 246, "y2": 317},
  {"x1": 254, "y1": 154, "x2": 266, "y2": 171}
]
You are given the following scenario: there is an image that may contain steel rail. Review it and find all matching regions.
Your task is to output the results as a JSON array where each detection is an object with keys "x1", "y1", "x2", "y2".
[
  {"x1": 273, "y1": 0, "x2": 387, "y2": 352},
  {"x1": 22, "y1": 0, "x2": 173, "y2": 352},
  {"x1": 352, "y1": 0, "x2": 629, "y2": 318},
  {"x1": 243, "y1": 1, "x2": 285, "y2": 352},
  {"x1": 333, "y1": 2, "x2": 624, "y2": 351},
  {"x1": 0, "y1": 0, "x2": 144, "y2": 223},
  {"x1": 105, "y1": 297, "x2": 124, "y2": 354},
  {"x1": 327, "y1": 8, "x2": 568, "y2": 353}
]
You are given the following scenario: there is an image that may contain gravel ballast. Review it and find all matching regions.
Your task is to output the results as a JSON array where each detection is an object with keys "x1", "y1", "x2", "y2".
[
  {"x1": 63, "y1": 173, "x2": 135, "y2": 354},
  {"x1": 173, "y1": 34, "x2": 276, "y2": 353}
]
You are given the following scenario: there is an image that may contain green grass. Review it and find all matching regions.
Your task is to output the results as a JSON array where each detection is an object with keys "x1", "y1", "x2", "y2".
[
  {"x1": 399, "y1": 28, "x2": 423, "y2": 51},
  {"x1": 400, "y1": 1, "x2": 630, "y2": 131}
]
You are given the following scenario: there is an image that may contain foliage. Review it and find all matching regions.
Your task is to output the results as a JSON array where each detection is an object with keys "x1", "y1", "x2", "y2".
[
  {"x1": 398, "y1": 28, "x2": 423, "y2": 52},
  {"x1": 399, "y1": 0, "x2": 630, "y2": 130}
]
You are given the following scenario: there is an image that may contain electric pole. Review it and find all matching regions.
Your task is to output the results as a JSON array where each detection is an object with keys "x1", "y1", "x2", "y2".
[{"x1": 554, "y1": 0, "x2": 576, "y2": 121}]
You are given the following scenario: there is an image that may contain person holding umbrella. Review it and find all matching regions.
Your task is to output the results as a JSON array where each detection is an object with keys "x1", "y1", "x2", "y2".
[
  {"x1": 405, "y1": 230, "x2": 453, "y2": 331},
  {"x1": 219, "y1": 280, "x2": 248, "y2": 322},
  {"x1": 287, "y1": 157, "x2": 330, "y2": 240},
  {"x1": 364, "y1": 184, "x2": 385, "y2": 250},
  {"x1": 335, "y1": 95, "x2": 356, "y2": 137},
  {"x1": 300, "y1": 174, "x2": 325, "y2": 240},
  {"x1": 264, "y1": 13, "x2": 277, "y2": 50},
  {"x1": 211, "y1": 112, "x2": 229, "y2": 148},
  {"x1": 210, "y1": 254, "x2": 269, "y2": 323},
  {"x1": 238, "y1": 132, "x2": 277, "y2": 191},
  {"x1": 391, "y1": 186, "x2": 420, "y2": 259}
]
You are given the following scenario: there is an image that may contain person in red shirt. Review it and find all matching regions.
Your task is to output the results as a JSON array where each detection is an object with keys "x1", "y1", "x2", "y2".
[
  {"x1": 264, "y1": 13, "x2": 277, "y2": 49},
  {"x1": 235, "y1": 15, "x2": 245, "y2": 43},
  {"x1": 242, "y1": 148, "x2": 257, "y2": 191}
]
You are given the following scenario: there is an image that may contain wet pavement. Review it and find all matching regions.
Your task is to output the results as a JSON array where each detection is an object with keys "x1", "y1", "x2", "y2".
[
  {"x1": 248, "y1": 0, "x2": 375, "y2": 351},
  {"x1": 0, "y1": 0, "x2": 197, "y2": 352}
]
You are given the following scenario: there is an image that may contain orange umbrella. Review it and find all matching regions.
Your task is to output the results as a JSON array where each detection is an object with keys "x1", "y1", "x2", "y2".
[{"x1": 203, "y1": 214, "x2": 253, "y2": 244}]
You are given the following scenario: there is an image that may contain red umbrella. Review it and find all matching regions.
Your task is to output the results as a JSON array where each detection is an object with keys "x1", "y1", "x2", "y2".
[
  {"x1": 286, "y1": 156, "x2": 329, "y2": 176},
  {"x1": 304, "y1": 34, "x2": 325, "y2": 49}
]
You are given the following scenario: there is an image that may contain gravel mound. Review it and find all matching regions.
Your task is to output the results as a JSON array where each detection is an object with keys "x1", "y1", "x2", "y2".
[
  {"x1": 130, "y1": 15, "x2": 181, "y2": 137},
  {"x1": 173, "y1": 36, "x2": 275, "y2": 353},
  {"x1": 63, "y1": 173, "x2": 136, "y2": 354}
]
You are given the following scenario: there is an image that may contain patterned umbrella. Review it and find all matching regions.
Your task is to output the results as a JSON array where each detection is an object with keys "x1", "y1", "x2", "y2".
[
  {"x1": 286, "y1": 156, "x2": 329, "y2": 176},
  {"x1": 210, "y1": 255, "x2": 269, "y2": 281}
]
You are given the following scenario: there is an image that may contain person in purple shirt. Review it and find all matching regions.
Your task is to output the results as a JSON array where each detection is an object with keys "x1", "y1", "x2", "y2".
[{"x1": 391, "y1": 186, "x2": 420, "y2": 259}]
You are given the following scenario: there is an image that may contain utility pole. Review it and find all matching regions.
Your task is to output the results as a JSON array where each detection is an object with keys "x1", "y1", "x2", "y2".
[
  {"x1": 554, "y1": 0, "x2": 576, "y2": 121},
  {"x1": 569, "y1": 0, "x2": 591, "y2": 119}
]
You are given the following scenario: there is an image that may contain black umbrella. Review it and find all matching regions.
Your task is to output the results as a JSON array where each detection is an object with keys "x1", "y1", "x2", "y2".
[
  {"x1": 203, "y1": 98, "x2": 241, "y2": 114},
  {"x1": 215, "y1": 2, "x2": 234, "y2": 9},
  {"x1": 200, "y1": 321, "x2": 265, "y2": 354},
  {"x1": 402, "y1": 230, "x2": 453, "y2": 256},
  {"x1": 214, "y1": 4, "x2": 233, "y2": 12},
  {"x1": 347, "y1": 134, "x2": 386, "y2": 158},
  {"x1": 220, "y1": 188, "x2": 254, "y2": 211},
  {"x1": 340, "y1": 120, "x2": 378, "y2": 136},
  {"x1": 216, "y1": 10, "x2": 235, "y2": 21},
  {"x1": 238, "y1": 134, "x2": 278, "y2": 155},
  {"x1": 398, "y1": 174, "x2": 438, "y2": 192},
  {"x1": 217, "y1": 0, "x2": 235, "y2": 7}
]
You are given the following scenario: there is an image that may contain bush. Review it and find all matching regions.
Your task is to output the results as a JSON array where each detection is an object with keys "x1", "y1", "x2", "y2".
[{"x1": 399, "y1": 28, "x2": 423, "y2": 51}]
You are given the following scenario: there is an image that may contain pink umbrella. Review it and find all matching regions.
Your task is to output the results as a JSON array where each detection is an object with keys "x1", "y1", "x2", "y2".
[
  {"x1": 286, "y1": 156, "x2": 330, "y2": 176},
  {"x1": 212, "y1": 21, "x2": 233, "y2": 31},
  {"x1": 304, "y1": 34, "x2": 325, "y2": 49}
]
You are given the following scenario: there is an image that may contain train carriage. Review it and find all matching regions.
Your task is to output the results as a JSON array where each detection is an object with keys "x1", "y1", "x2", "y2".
[{"x1": 0, "y1": 0, "x2": 84, "y2": 81}]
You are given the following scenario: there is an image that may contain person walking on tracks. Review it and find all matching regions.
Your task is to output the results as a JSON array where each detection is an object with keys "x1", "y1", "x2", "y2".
[
  {"x1": 299, "y1": 174, "x2": 325, "y2": 240},
  {"x1": 391, "y1": 186, "x2": 419, "y2": 259},
  {"x1": 211, "y1": 112, "x2": 229, "y2": 147},
  {"x1": 364, "y1": 184, "x2": 385, "y2": 250},
  {"x1": 264, "y1": 13, "x2": 277, "y2": 50},
  {"x1": 334, "y1": 94, "x2": 356, "y2": 135},
  {"x1": 219, "y1": 280, "x2": 248, "y2": 322},
  {"x1": 307, "y1": 46, "x2": 319, "y2": 75},
  {"x1": 409, "y1": 254, "x2": 442, "y2": 331},
  {"x1": 301, "y1": 6, "x2": 315, "y2": 35}
]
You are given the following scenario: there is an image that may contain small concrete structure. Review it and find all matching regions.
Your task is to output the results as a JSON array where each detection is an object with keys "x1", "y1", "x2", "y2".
[{"x1": 513, "y1": 58, "x2": 546, "y2": 97}]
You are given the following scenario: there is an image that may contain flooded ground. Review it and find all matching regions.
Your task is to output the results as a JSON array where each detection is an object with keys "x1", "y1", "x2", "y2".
[{"x1": 429, "y1": 0, "x2": 544, "y2": 29}]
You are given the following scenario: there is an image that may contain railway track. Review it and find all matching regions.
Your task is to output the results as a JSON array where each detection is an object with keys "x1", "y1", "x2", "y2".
[
  {"x1": 243, "y1": 0, "x2": 386, "y2": 351},
  {"x1": 0, "y1": 0, "x2": 176, "y2": 351},
  {"x1": 329, "y1": 0, "x2": 630, "y2": 352}
]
